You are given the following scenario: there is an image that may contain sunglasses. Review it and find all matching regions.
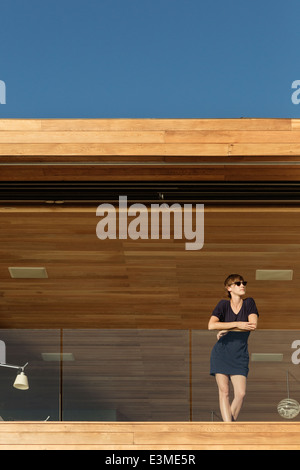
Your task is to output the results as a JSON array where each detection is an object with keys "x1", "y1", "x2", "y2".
[{"x1": 230, "y1": 281, "x2": 247, "y2": 287}]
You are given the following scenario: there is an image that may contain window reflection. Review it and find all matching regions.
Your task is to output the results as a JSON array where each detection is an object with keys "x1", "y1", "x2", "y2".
[{"x1": 0, "y1": 329, "x2": 299, "y2": 422}]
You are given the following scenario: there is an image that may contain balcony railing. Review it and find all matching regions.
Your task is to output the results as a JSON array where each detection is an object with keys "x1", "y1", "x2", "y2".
[{"x1": 0, "y1": 329, "x2": 298, "y2": 422}]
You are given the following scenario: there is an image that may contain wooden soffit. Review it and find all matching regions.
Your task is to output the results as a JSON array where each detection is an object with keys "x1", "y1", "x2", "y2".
[{"x1": 1, "y1": 118, "x2": 300, "y2": 181}]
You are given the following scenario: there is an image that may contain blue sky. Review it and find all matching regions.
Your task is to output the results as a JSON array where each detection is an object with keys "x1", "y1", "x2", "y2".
[{"x1": 0, "y1": 0, "x2": 299, "y2": 118}]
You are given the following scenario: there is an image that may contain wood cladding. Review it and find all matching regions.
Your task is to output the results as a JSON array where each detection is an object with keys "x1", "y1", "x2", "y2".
[
  {"x1": 1, "y1": 120, "x2": 300, "y2": 430},
  {"x1": 1, "y1": 118, "x2": 300, "y2": 181},
  {"x1": 0, "y1": 204, "x2": 300, "y2": 330},
  {"x1": 0, "y1": 119, "x2": 300, "y2": 330},
  {"x1": 1, "y1": 422, "x2": 300, "y2": 449}
]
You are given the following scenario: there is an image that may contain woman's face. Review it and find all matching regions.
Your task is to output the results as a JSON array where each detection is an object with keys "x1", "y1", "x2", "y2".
[{"x1": 228, "y1": 280, "x2": 246, "y2": 297}]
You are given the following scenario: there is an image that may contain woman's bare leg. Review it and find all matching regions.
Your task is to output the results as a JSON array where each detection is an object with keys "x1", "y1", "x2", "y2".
[
  {"x1": 215, "y1": 374, "x2": 232, "y2": 422},
  {"x1": 230, "y1": 375, "x2": 247, "y2": 421}
]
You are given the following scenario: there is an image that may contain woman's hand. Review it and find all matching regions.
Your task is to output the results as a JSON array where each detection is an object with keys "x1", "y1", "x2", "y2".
[
  {"x1": 217, "y1": 330, "x2": 229, "y2": 340},
  {"x1": 236, "y1": 321, "x2": 257, "y2": 331}
]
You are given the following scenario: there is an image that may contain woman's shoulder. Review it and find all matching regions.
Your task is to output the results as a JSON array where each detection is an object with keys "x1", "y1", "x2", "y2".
[
  {"x1": 216, "y1": 299, "x2": 230, "y2": 307},
  {"x1": 212, "y1": 299, "x2": 229, "y2": 318},
  {"x1": 212, "y1": 299, "x2": 229, "y2": 311},
  {"x1": 243, "y1": 297, "x2": 259, "y2": 316}
]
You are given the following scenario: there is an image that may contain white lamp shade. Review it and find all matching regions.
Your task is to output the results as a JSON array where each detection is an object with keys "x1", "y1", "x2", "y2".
[{"x1": 13, "y1": 372, "x2": 29, "y2": 390}]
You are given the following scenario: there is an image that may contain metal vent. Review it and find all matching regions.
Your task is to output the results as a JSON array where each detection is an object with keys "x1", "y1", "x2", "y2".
[
  {"x1": 256, "y1": 270, "x2": 293, "y2": 281},
  {"x1": 251, "y1": 353, "x2": 283, "y2": 362},
  {"x1": 2, "y1": 181, "x2": 300, "y2": 202},
  {"x1": 9, "y1": 267, "x2": 48, "y2": 279}
]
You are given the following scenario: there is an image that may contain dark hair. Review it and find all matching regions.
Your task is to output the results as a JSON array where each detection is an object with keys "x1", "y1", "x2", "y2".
[{"x1": 224, "y1": 274, "x2": 244, "y2": 299}]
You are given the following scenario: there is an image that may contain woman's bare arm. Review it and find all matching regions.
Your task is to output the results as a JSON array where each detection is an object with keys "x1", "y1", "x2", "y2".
[
  {"x1": 248, "y1": 313, "x2": 258, "y2": 328},
  {"x1": 208, "y1": 316, "x2": 257, "y2": 332}
]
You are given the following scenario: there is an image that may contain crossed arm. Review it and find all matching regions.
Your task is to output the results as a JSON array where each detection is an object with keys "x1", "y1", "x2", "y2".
[{"x1": 208, "y1": 314, "x2": 258, "y2": 339}]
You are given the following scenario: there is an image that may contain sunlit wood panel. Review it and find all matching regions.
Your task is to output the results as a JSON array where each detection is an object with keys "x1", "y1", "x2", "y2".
[
  {"x1": 0, "y1": 422, "x2": 299, "y2": 449},
  {"x1": 0, "y1": 118, "x2": 300, "y2": 181}
]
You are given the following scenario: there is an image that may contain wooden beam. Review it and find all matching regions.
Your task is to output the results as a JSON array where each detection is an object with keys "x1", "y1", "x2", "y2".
[{"x1": 0, "y1": 422, "x2": 299, "y2": 450}]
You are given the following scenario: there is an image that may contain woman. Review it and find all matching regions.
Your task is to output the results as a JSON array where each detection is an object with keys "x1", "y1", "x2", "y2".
[{"x1": 208, "y1": 274, "x2": 259, "y2": 422}]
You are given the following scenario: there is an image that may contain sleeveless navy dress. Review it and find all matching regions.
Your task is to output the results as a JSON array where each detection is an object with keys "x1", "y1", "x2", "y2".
[{"x1": 210, "y1": 297, "x2": 259, "y2": 378}]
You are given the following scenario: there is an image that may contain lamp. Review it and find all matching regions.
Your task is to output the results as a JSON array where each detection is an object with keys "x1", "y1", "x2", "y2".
[
  {"x1": 13, "y1": 371, "x2": 29, "y2": 390},
  {"x1": 0, "y1": 362, "x2": 29, "y2": 391},
  {"x1": 277, "y1": 370, "x2": 300, "y2": 419}
]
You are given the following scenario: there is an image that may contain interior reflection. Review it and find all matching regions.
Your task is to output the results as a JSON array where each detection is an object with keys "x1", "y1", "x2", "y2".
[{"x1": 0, "y1": 329, "x2": 299, "y2": 422}]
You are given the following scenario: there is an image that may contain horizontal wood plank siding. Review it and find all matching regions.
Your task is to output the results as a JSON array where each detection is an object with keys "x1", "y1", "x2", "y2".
[
  {"x1": 0, "y1": 205, "x2": 300, "y2": 330},
  {"x1": 0, "y1": 118, "x2": 299, "y2": 181},
  {"x1": 0, "y1": 422, "x2": 298, "y2": 450}
]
